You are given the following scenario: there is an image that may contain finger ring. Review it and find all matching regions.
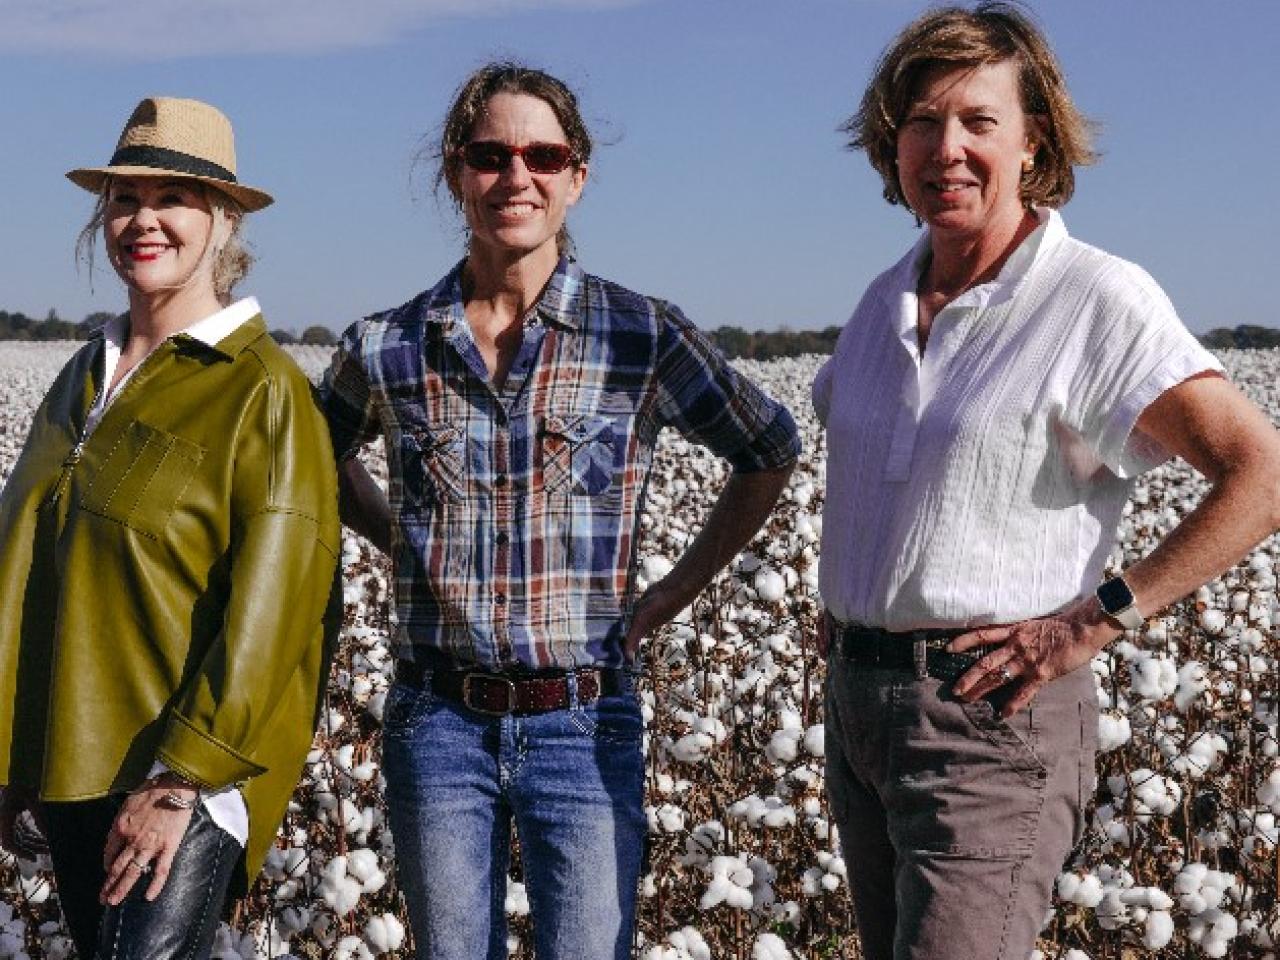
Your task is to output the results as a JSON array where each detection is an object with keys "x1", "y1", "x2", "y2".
[
  {"x1": 1000, "y1": 666, "x2": 1014, "y2": 682},
  {"x1": 129, "y1": 858, "x2": 148, "y2": 871}
]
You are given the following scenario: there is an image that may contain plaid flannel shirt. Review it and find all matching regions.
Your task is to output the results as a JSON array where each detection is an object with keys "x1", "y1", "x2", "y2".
[{"x1": 320, "y1": 257, "x2": 799, "y2": 670}]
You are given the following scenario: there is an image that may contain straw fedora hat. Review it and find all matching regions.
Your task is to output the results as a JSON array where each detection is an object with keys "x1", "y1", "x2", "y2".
[{"x1": 67, "y1": 97, "x2": 273, "y2": 212}]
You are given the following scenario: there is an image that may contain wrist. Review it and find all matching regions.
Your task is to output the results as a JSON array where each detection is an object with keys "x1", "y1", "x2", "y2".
[
  {"x1": 1095, "y1": 574, "x2": 1144, "y2": 631},
  {"x1": 141, "y1": 771, "x2": 201, "y2": 810}
]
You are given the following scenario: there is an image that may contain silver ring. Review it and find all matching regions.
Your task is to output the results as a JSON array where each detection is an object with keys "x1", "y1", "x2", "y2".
[
  {"x1": 999, "y1": 666, "x2": 1014, "y2": 682},
  {"x1": 128, "y1": 858, "x2": 148, "y2": 871}
]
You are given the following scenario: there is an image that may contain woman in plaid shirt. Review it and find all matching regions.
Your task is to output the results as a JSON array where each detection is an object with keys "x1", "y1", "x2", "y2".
[{"x1": 320, "y1": 62, "x2": 799, "y2": 960}]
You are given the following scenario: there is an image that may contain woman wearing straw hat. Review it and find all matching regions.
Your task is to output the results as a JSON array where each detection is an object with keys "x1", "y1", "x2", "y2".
[{"x1": 0, "y1": 97, "x2": 339, "y2": 960}]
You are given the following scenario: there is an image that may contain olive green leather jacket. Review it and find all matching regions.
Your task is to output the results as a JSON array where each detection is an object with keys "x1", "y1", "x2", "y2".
[{"x1": 0, "y1": 316, "x2": 340, "y2": 891}]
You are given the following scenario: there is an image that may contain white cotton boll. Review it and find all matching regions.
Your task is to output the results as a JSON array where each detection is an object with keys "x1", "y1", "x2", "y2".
[
  {"x1": 751, "y1": 932, "x2": 794, "y2": 960},
  {"x1": 505, "y1": 880, "x2": 530, "y2": 916},
  {"x1": 332, "y1": 935, "x2": 373, "y2": 960},
  {"x1": 667, "y1": 927, "x2": 711, "y2": 960},
  {"x1": 1129, "y1": 655, "x2": 1178, "y2": 700},
  {"x1": 754, "y1": 569, "x2": 787, "y2": 603},
  {"x1": 1232, "y1": 591, "x2": 1251, "y2": 612},
  {"x1": 363, "y1": 915, "x2": 405, "y2": 955},
  {"x1": 345, "y1": 849, "x2": 379, "y2": 883},
  {"x1": 803, "y1": 724, "x2": 825, "y2": 758},
  {"x1": 1075, "y1": 873, "x2": 1105, "y2": 908},
  {"x1": 1144, "y1": 911, "x2": 1175, "y2": 950},
  {"x1": 1200, "y1": 608, "x2": 1228, "y2": 634},
  {"x1": 1097, "y1": 712, "x2": 1131, "y2": 752},
  {"x1": 642, "y1": 556, "x2": 674, "y2": 585},
  {"x1": 1120, "y1": 887, "x2": 1175, "y2": 911},
  {"x1": 656, "y1": 804, "x2": 687, "y2": 832},
  {"x1": 669, "y1": 732, "x2": 714, "y2": 763},
  {"x1": 1095, "y1": 890, "x2": 1127, "y2": 931},
  {"x1": 1063, "y1": 950, "x2": 1093, "y2": 960},
  {"x1": 1174, "y1": 661, "x2": 1209, "y2": 712},
  {"x1": 766, "y1": 729, "x2": 800, "y2": 764}
]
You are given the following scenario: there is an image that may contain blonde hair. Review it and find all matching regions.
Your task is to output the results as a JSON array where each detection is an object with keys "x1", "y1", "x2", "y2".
[{"x1": 75, "y1": 179, "x2": 254, "y2": 302}]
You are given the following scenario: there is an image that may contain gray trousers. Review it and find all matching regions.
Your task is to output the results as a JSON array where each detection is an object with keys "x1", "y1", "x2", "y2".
[{"x1": 825, "y1": 652, "x2": 1099, "y2": 959}]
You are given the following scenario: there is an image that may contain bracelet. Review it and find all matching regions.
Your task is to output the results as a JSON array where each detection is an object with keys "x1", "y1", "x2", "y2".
[
  {"x1": 158, "y1": 790, "x2": 199, "y2": 811},
  {"x1": 144, "y1": 772, "x2": 202, "y2": 810}
]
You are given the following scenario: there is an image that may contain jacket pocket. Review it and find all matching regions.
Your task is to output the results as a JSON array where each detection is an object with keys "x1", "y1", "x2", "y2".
[
  {"x1": 541, "y1": 414, "x2": 616, "y2": 496},
  {"x1": 80, "y1": 419, "x2": 205, "y2": 538}
]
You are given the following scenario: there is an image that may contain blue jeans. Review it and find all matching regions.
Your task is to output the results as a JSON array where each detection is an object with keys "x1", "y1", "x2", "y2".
[
  {"x1": 381, "y1": 668, "x2": 648, "y2": 960},
  {"x1": 41, "y1": 798, "x2": 239, "y2": 960}
]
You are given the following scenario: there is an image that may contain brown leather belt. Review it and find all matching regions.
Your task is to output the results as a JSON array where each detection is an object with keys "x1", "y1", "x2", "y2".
[
  {"x1": 833, "y1": 621, "x2": 999, "y2": 683},
  {"x1": 396, "y1": 659, "x2": 624, "y2": 716}
]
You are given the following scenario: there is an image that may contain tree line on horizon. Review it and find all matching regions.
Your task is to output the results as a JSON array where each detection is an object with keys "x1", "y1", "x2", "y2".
[{"x1": 2, "y1": 309, "x2": 1278, "y2": 357}]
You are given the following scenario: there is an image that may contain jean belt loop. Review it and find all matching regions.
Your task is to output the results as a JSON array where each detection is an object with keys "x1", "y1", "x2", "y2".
[
  {"x1": 566, "y1": 669, "x2": 580, "y2": 708},
  {"x1": 912, "y1": 634, "x2": 928, "y2": 681}
]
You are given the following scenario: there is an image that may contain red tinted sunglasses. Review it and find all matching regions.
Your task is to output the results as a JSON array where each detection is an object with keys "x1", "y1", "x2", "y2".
[{"x1": 461, "y1": 141, "x2": 576, "y2": 174}]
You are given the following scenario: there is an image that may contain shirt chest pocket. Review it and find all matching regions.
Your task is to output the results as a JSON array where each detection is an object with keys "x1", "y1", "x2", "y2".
[
  {"x1": 403, "y1": 423, "x2": 466, "y2": 508},
  {"x1": 79, "y1": 420, "x2": 206, "y2": 539},
  {"x1": 541, "y1": 414, "x2": 617, "y2": 496}
]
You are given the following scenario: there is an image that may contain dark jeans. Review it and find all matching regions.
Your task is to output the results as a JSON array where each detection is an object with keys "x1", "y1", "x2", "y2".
[{"x1": 41, "y1": 797, "x2": 239, "y2": 960}]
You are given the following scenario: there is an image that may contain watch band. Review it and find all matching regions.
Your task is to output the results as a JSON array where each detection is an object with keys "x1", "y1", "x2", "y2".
[{"x1": 1096, "y1": 575, "x2": 1143, "y2": 630}]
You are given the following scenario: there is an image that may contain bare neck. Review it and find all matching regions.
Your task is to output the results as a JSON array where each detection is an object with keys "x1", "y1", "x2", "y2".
[
  {"x1": 125, "y1": 286, "x2": 226, "y2": 352},
  {"x1": 462, "y1": 244, "x2": 560, "y2": 388},
  {"x1": 463, "y1": 243, "x2": 560, "y2": 327},
  {"x1": 920, "y1": 207, "x2": 1039, "y2": 303}
]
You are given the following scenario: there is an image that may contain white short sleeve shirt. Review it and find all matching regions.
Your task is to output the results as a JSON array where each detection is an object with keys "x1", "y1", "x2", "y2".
[{"x1": 814, "y1": 209, "x2": 1222, "y2": 630}]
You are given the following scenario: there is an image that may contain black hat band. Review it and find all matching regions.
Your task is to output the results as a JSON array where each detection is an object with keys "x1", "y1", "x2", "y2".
[{"x1": 108, "y1": 145, "x2": 237, "y2": 184}]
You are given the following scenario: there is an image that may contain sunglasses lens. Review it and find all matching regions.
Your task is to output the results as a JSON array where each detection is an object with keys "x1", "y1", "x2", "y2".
[
  {"x1": 463, "y1": 142, "x2": 510, "y2": 172},
  {"x1": 523, "y1": 144, "x2": 573, "y2": 174}
]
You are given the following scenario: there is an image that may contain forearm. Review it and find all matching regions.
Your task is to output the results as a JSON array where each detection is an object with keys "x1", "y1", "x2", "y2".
[
  {"x1": 1123, "y1": 464, "x2": 1280, "y2": 624},
  {"x1": 662, "y1": 462, "x2": 794, "y2": 606},
  {"x1": 338, "y1": 456, "x2": 393, "y2": 555}
]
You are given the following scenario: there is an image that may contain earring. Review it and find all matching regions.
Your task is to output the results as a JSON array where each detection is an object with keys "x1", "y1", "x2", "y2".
[{"x1": 1021, "y1": 156, "x2": 1035, "y2": 174}]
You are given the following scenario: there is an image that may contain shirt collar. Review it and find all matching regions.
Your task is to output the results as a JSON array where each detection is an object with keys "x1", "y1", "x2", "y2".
[
  {"x1": 885, "y1": 206, "x2": 1067, "y2": 311},
  {"x1": 100, "y1": 296, "x2": 264, "y2": 357},
  {"x1": 415, "y1": 256, "x2": 586, "y2": 332}
]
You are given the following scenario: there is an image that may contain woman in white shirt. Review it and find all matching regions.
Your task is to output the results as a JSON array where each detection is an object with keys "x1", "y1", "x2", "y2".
[{"x1": 815, "y1": 4, "x2": 1280, "y2": 958}]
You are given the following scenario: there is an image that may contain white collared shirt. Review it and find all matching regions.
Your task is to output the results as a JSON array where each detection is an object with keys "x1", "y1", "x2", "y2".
[
  {"x1": 813, "y1": 209, "x2": 1221, "y2": 630},
  {"x1": 97, "y1": 296, "x2": 262, "y2": 848}
]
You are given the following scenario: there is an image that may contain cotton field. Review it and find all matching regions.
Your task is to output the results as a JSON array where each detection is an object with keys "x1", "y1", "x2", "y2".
[{"x1": 3, "y1": 339, "x2": 1280, "y2": 959}]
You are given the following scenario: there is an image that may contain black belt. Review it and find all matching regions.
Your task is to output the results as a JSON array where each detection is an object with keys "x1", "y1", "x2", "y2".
[
  {"x1": 396, "y1": 659, "x2": 624, "y2": 716},
  {"x1": 833, "y1": 622, "x2": 998, "y2": 683}
]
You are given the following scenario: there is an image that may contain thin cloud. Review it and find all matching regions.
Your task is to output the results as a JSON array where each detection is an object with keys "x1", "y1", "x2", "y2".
[{"x1": 0, "y1": 0, "x2": 642, "y2": 57}]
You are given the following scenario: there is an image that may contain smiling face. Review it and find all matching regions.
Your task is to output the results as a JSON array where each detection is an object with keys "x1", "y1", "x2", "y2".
[
  {"x1": 895, "y1": 59, "x2": 1038, "y2": 244},
  {"x1": 104, "y1": 176, "x2": 220, "y2": 299},
  {"x1": 456, "y1": 92, "x2": 587, "y2": 268}
]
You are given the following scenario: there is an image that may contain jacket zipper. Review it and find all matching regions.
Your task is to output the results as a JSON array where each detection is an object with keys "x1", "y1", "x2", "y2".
[{"x1": 47, "y1": 337, "x2": 174, "y2": 506}]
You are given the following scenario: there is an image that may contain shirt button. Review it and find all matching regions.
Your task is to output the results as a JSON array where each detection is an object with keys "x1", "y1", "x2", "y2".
[
  {"x1": 496, "y1": 531, "x2": 510, "y2": 546},
  {"x1": 494, "y1": 593, "x2": 507, "y2": 605},
  {"x1": 495, "y1": 473, "x2": 509, "y2": 488}
]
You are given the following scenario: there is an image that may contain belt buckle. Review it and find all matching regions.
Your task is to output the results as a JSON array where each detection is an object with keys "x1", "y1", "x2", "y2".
[{"x1": 462, "y1": 673, "x2": 517, "y2": 716}]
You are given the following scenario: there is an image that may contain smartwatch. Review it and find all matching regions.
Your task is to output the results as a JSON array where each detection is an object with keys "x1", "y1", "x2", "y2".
[{"x1": 1096, "y1": 575, "x2": 1143, "y2": 630}]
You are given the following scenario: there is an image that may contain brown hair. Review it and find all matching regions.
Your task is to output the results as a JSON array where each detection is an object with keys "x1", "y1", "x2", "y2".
[
  {"x1": 433, "y1": 60, "x2": 592, "y2": 255},
  {"x1": 843, "y1": 1, "x2": 1096, "y2": 212},
  {"x1": 76, "y1": 180, "x2": 253, "y2": 302}
]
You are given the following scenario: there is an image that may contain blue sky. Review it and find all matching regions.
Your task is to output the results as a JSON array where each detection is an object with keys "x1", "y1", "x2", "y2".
[{"x1": 1, "y1": 0, "x2": 1276, "y2": 334}]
